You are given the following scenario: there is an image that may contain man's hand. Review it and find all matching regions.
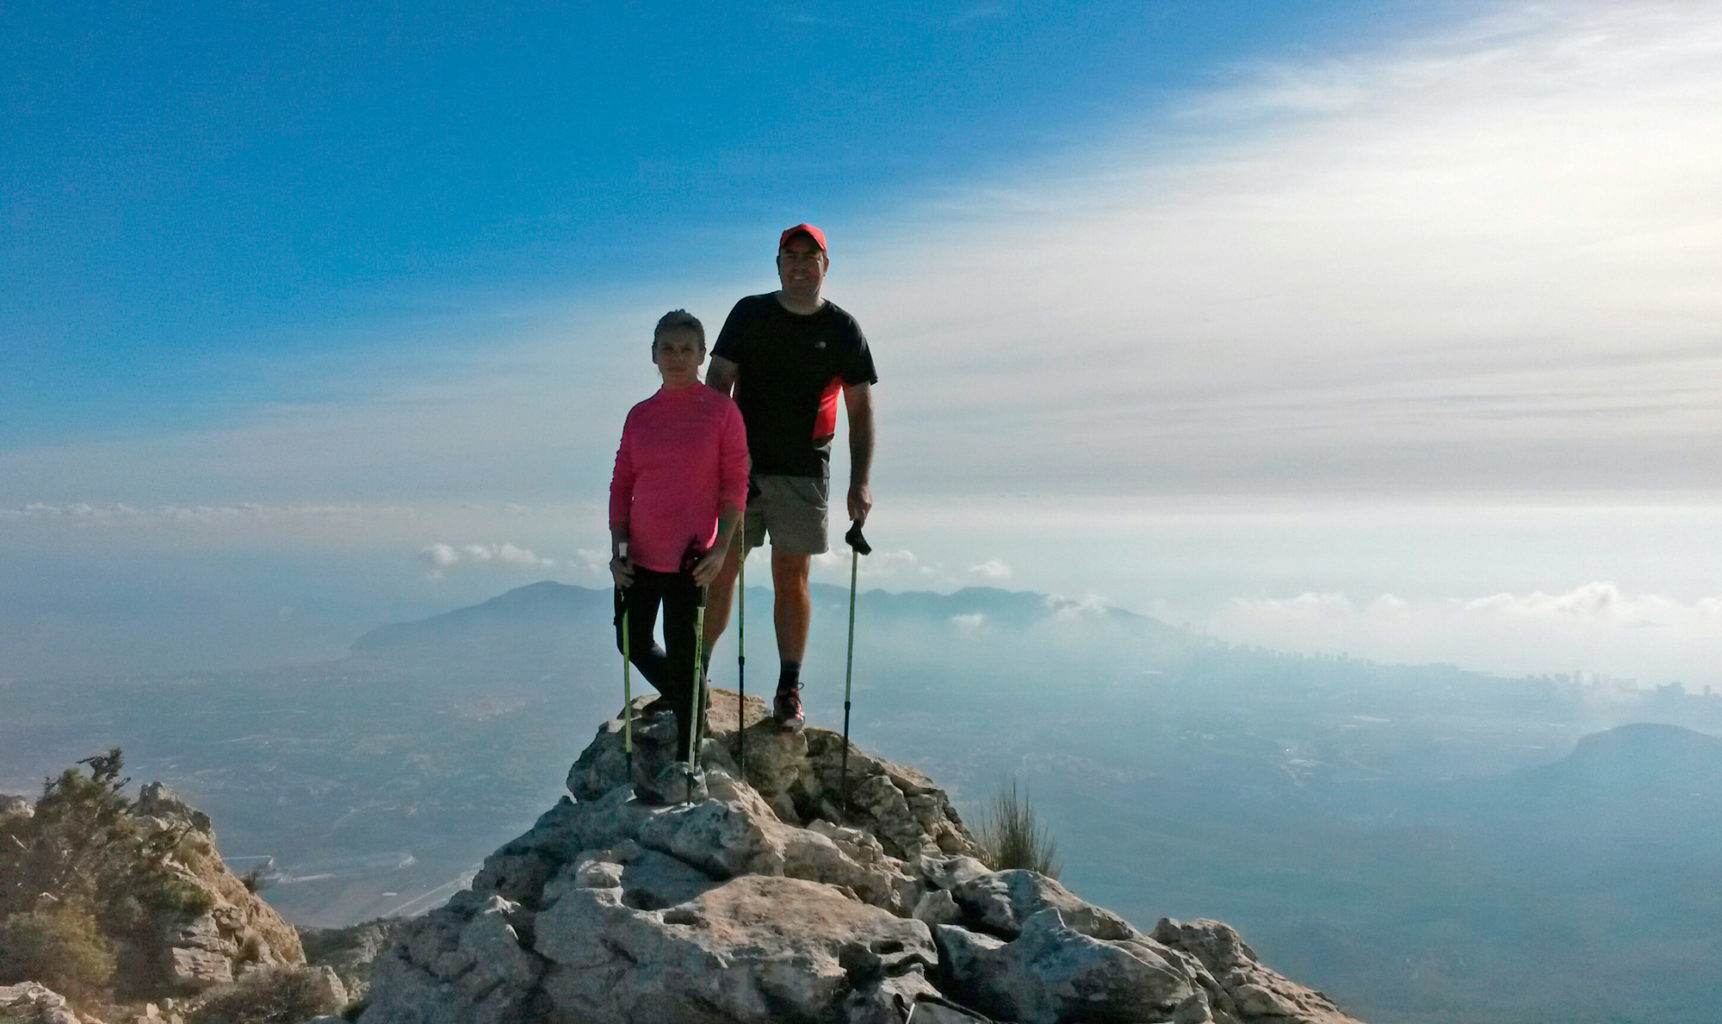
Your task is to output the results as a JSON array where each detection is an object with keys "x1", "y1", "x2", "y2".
[
  {"x1": 847, "y1": 480, "x2": 871, "y2": 527},
  {"x1": 691, "y1": 545, "x2": 727, "y2": 588},
  {"x1": 609, "y1": 553, "x2": 634, "y2": 589}
]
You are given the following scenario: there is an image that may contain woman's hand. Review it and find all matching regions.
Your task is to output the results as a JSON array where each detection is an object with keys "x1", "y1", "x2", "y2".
[
  {"x1": 691, "y1": 545, "x2": 727, "y2": 588},
  {"x1": 610, "y1": 553, "x2": 634, "y2": 589}
]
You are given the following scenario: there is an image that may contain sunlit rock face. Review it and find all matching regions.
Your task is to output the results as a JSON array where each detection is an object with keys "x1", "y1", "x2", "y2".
[
  {"x1": 360, "y1": 687, "x2": 1363, "y2": 1024},
  {"x1": 129, "y1": 783, "x2": 306, "y2": 993}
]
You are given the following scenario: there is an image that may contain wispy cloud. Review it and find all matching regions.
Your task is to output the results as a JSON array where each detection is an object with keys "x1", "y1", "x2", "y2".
[
  {"x1": 418, "y1": 542, "x2": 554, "y2": 579},
  {"x1": 951, "y1": 612, "x2": 987, "y2": 632},
  {"x1": 1464, "y1": 582, "x2": 1696, "y2": 629},
  {"x1": 5, "y1": 3, "x2": 1718, "y2": 511},
  {"x1": 969, "y1": 557, "x2": 1012, "y2": 582},
  {"x1": 0, "y1": 502, "x2": 417, "y2": 525},
  {"x1": 949, "y1": 5, "x2": 1006, "y2": 28},
  {"x1": 1045, "y1": 593, "x2": 1111, "y2": 620},
  {"x1": 858, "y1": 0, "x2": 1722, "y2": 497}
]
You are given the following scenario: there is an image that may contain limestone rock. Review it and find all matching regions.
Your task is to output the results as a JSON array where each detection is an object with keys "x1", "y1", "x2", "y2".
[
  {"x1": 132, "y1": 805, "x2": 304, "y2": 994},
  {"x1": 0, "y1": 982, "x2": 87, "y2": 1024},
  {"x1": 568, "y1": 688, "x2": 982, "y2": 864},
  {"x1": 950, "y1": 868, "x2": 1137, "y2": 941},
  {"x1": 163, "y1": 913, "x2": 239, "y2": 988},
  {"x1": 0, "y1": 793, "x2": 32, "y2": 817},
  {"x1": 136, "y1": 783, "x2": 213, "y2": 832},
  {"x1": 301, "y1": 918, "x2": 411, "y2": 1003},
  {"x1": 937, "y1": 908, "x2": 1206, "y2": 1024},
  {"x1": 360, "y1": 688, "x2": 1364, "y2": 1024},
  {"x1": 535, "y1": 875, "x2": 935, "y2": 1023},
  {"x1": 1153, "y1": 918, "x2": 1359, "y2": 1024}
]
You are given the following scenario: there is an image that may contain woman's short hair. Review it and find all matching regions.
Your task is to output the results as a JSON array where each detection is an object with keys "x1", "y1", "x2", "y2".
[{"x1": 653, "y1": 309, "x2": 705, "y2": 348}]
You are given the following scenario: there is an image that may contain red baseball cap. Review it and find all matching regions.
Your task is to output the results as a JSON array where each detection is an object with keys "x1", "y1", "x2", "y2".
[{"x1": 779, "y1": 223, "x2": 827, "y2": 252}]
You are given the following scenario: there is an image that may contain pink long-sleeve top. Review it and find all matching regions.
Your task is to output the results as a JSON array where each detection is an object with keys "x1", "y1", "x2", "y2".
[{"x1": 609, "y1": 383, "x2": 750, "y2": 574}]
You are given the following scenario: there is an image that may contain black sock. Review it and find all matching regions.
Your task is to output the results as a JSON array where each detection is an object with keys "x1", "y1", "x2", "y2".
[{"x1": 778, "y1": 661, "x2": 800, "y2": 692}]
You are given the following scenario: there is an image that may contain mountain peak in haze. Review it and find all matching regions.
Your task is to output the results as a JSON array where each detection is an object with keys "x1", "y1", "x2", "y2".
[
  {"x1": 349, "y1": 580, "x2": 1187, "y2": 665},
  {"x1": 1538, "y1": 722, "x2": 1722, "y2": 790},
  {"x1": 357, "y1": 687, "x2": 1360, "y2": 1024}
]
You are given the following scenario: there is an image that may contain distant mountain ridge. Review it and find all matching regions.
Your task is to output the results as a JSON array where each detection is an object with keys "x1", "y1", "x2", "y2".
[
  {"x1": 349, "y1": 579, "x2": 1189, "y2": 661},
  {"x1": 350, "y1": 580, "x2": 614, "y2": 657},
  {"x1": 1455, "y1": 721, "x2": 1722, "y2": 827}
]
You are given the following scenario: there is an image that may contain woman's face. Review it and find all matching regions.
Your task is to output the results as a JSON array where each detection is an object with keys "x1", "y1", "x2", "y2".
[{"x1": 652, "y1": 327, "x2": 705, "y2": 387}]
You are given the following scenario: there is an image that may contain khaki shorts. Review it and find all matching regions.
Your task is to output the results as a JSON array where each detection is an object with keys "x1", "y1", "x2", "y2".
[{"x1": 744, "y1": 473, "x2": 829, "y2": 555}]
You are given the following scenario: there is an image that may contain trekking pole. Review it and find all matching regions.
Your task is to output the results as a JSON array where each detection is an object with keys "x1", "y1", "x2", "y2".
[
  {"x1": 840, "y1": 522, "x2": 871, "y2": 816},
  {"x1": 618, "y1": 543, "x2": 633, "y2": 758},
  {"x1": 737, "y1": 537, "x2": 747, "y2": 778},
  {"x1": 688, "y1": 580, "x2": 709, "y2": 797}
]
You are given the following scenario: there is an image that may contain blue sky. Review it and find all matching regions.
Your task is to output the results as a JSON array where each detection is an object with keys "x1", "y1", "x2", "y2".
[
  {"x1": 4, "y1": 0, "x2": 1457, "y2": 444},
  {"x1": 4, "y1": 1, "x2": 1721, "y2": 685}
]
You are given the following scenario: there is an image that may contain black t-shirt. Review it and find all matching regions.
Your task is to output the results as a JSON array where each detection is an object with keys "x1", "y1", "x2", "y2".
[{"x1": 712, "y1": 293, "x2": 877, "y2": 478}]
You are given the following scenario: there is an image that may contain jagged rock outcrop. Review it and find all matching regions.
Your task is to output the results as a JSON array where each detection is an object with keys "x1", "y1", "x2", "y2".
[
  {"x1": 1, "y1": 772, "x2": 306, "y2": 1022},
  {"x1": 361, "y1": 688, "x2": 1364, "y2": 1024},
  {"x1": 0, "y1": 981, "x2": 87, "y2": 1024},
  {"x1": 1152, "y1": 919, "x2": 1356, "y2": 1023},
  {"x1": 301, "y1": 919, "x2": 411, "y2": 1004},
  {"x1": 126, "y1": 784, "x2": 304, "y2": 992}
]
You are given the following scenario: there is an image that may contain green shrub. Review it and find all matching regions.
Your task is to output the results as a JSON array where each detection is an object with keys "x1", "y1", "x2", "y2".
[
  {"x1": 0, "y1": 900, "x2": 116, "y2": 1001},
  {"x1": 187, "y1": 968, "x2": 342, "y2": 1024},
  {"x1": 974, "y1": 778, "x2": 1062, "y2": 878},
  {"x1": 0, "y1": 749, "x2": 219, "y2": 1005}
]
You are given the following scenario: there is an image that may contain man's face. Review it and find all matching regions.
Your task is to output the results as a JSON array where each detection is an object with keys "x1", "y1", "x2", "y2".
[{"x1": 776, "y1": 234, "x2": 828, "y2": 298}]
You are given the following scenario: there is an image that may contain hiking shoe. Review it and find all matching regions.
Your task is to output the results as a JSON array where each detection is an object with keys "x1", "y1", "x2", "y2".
[{"x1": 773, "y1": 683, "x2": 805, "y2": 733}]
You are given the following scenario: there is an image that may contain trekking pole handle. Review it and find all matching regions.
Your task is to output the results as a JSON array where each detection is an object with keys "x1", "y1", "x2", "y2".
[{"x1": 844, "y1": 522, "x2": 871, "y2": 556}]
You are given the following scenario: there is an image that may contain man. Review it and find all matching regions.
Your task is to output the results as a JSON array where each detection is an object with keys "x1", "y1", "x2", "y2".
[{"x1": 703, "y1": 223, "x2": 876, "y2": 732}]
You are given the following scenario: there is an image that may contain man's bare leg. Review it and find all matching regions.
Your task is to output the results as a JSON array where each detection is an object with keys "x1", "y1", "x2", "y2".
[
  {"x1": 701, "y1": 536, "x2": 744, "y2": 658},
  {"x1": 771, "y1": 549, "x2": 812, "y2": 663},
  {"x1": 768, "y1": 548, "x2": 813, "y2": 730}
]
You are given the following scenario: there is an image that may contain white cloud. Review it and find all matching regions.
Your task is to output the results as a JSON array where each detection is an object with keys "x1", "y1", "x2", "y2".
[
  {"x1": 969, "y1": 558, "x2": 1012, "y2": 582},
  {"x1": 1227, "y1": 592, "x2": 1355, "y2": 621},
  {"x1": 1045, "y1": 593, "x2": 1110, "y2": 620},
  {"x1": 577, "y1": 548, "x2": 611, "y2": 576},
  {"x1": 421, "y1": 543, "x2": 461, "y2": 571},
  {"x1": 496, "y1": 544, "x2": 552, "y2": 568},
  {"x1": 1463, "y1": 581, "x2": 1690, "y2": 628},
  {"x1": 1213, "y1": 581, "x2": 1722, "y2": 688},
  {"x1": 418, "y1": 542, "x2": 554, "y2": 579},
  {"x1": 1369, "y1": 594, "x2": 1410, "y2": 615},
  {"x1": 951, "y1": 612, "x2": 987, "y2": 633},
  {"x1": 864, "y1": 549, "x2": 921, "y2": 577},
  {"x1": 812, "y1": 547, "x2": 926, "y2": 584}
]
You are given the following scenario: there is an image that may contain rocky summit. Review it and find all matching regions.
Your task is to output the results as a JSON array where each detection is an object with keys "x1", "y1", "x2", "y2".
[{"x1": 361, "y1": 688, "x2": 1362, "y2": 1024}]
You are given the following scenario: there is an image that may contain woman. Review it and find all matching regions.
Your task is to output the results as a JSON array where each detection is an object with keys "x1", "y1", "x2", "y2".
[{"x1": 609, "y1": 309, "x2": 748, "y2": 801}]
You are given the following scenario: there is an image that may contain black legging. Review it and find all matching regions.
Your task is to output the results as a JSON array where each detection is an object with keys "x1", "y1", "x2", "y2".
[{"x1": 614, "y1": 566, "x2": 704, "y2": 763}]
